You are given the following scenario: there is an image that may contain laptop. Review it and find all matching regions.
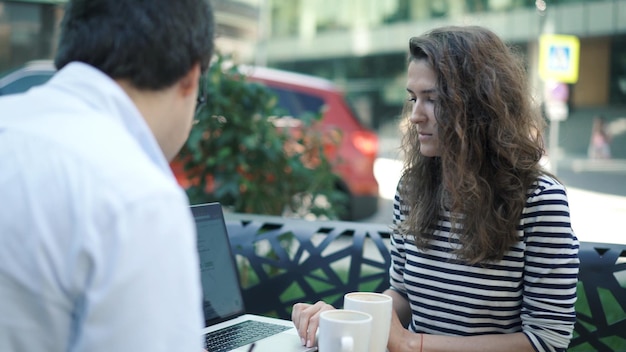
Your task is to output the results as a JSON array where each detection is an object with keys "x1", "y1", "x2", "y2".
[{"x1": 191, "y1": 202, "x2": 318, "y2": 352}]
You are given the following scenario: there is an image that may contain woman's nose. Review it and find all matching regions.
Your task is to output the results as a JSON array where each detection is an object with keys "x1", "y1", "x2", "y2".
[{"x1": 409, "y1": 100, "x2": 426, "y2": 124}]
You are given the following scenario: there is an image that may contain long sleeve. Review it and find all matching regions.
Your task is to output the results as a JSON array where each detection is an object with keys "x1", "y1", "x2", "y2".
[{"x1": 520, "y1": 177, "x2": 579, "y2": 351}]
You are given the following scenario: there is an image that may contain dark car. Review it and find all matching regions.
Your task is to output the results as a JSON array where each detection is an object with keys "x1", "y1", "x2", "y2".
[
  {"x1": 0, "y1": 60, "x2": 379, "y2": 220},
  {"x1": 0, "y1": 61, "x2": 56, "y2": 96}
]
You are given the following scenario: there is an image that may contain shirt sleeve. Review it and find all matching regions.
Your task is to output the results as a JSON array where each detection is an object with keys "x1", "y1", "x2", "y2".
[
  {"x1": 388, "y1": 183, "x2": 409, "y2": 297},
  {"x1": 520, "y1": 180, "x2": 580, "y2": 352},
  {"x1": 73, "y1": 193, "x2": 204, "y2": 352}
]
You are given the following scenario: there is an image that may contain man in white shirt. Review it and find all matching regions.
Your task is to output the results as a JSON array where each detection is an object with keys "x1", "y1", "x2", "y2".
[{"x1": 0, "y1": 0, "x2": 214, "y2": 351}]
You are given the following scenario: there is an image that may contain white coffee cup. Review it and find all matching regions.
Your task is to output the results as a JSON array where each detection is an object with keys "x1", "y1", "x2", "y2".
[
  {"x1": 343, "y1": 292, "x2": 393, "y2": 352},
  {"x1": 319, "y1": 309, "x2": 372, "y2": 352}
]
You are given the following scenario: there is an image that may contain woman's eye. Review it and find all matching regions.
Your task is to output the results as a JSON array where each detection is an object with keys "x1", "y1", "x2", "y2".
[
  {"x1": 426, "y1": 96, "x2": 438, "y2": 103},
  {"x1": 407, "y1": 97, "x2": 416, "y2": 103}
]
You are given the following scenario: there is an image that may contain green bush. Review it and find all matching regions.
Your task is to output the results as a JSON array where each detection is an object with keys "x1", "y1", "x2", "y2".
[{"x1": 177, "y1": 55, "x2": 347, "y2": 219}]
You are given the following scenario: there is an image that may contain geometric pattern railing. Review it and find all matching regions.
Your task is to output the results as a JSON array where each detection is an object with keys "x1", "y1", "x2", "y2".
[
  {"x1": 569, "y1": 242, "x2": 626, "y2": 352},
  {"x1": 225, "y1": 214, "x2": 392, "y2": 320},
  {"x1": 225, "y1": 214, "x2": 626, "y2": 351}
]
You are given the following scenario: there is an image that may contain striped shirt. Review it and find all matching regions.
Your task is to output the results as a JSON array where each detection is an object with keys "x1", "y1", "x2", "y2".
[{"x1": 389, "y1": 174, "x2": 579, "y2": 352}]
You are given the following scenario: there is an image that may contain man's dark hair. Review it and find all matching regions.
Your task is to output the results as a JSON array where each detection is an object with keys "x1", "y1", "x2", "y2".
[{"x1": 54, "y1": 0, "x2": 215, "y2": 90}]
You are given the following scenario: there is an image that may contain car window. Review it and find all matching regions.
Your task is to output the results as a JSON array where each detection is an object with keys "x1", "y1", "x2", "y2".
[
  {"x1": 267, "y1": 86, "x2": 301, "y2": 117},
  {"x1": 0, "y1": 73, "x2": 54, "y2": 95},
  {"x1": 267, "y1": 86, "x2": 324, "y2": 118},
  {"x1": 292, "y1": 90, "x2": 324, "y2": 114}
]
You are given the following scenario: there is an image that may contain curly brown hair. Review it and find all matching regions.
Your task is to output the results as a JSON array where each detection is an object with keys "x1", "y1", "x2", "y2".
[{"x1": 397, "y1": 26, "x2": 547, "y2": 263}]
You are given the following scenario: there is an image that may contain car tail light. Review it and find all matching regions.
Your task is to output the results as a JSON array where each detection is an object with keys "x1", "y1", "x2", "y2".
[{"x1": 351, "y1": 131, "x2": 378, "y2": 159}]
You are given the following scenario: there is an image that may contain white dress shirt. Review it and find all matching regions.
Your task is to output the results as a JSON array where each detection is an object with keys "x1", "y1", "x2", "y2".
[{"x1": 0, "y1": 62, "x2": 204, "y2": 352}]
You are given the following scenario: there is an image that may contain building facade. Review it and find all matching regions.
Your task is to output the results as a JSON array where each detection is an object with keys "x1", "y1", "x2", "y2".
[
  {"x1": 260, "y1": 0, "x2": 626, "y2": 158},
  {"x1": 1, "y1": 0, "x2": 625, "y2": 156},
  {"x1": 0, "y1": 0, "x2": 261, "y2": 72},
  {"x1": 264, "y1": 2, "x2": 621, "y2": 115}
]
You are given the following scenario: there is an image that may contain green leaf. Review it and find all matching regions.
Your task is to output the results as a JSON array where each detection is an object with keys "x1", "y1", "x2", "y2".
[{"x1": 173, "y1": 52, "x2": 346, "y2": 218}]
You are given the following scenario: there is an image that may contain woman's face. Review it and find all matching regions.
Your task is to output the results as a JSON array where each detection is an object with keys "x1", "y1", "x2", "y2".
[{"x1": 406, "y1": 59, "x2": 440, "y2": 157}]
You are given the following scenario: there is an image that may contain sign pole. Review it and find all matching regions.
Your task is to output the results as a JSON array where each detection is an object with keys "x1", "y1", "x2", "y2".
[
  {"x1": 538, "y1": 34, "x2": 580, "y2": 176},
  {"x1": 549, "y1": 119, "x2": 560, "y2": 176}
]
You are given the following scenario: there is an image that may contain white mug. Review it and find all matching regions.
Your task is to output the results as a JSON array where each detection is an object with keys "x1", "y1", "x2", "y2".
[
  {"x1": 319, "y1": 309, "x2": 372, "y2": 352},
  {"x1": 343, "y1": 292, "x2": 393, "y2": 352}
]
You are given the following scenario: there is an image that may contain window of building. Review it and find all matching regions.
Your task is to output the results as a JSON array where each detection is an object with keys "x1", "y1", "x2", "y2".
[
  {"x1": 0, "y1": 1, "x2": 61, "y2": 73},
  {"x1": 610, "y1": 35, "x2": 626, "y2": 105}
]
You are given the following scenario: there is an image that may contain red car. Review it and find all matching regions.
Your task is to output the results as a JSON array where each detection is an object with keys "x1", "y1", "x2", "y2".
[
  {"x1": 1, "y1": 61, "x2": 379, "y2": 220},
  {"x1": 244, "y1": 66, "x2": 379, "y2": 220}
]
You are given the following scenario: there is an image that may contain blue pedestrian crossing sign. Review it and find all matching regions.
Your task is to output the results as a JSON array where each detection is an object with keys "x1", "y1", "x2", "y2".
[{"x1": 539, "y1": 34, "x2": 580, "y2": 84}]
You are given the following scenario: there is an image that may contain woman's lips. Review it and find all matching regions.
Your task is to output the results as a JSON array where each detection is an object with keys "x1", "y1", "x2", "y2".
[{"x1": 418, "y1": 132, "x2": 432, "y2": 141}]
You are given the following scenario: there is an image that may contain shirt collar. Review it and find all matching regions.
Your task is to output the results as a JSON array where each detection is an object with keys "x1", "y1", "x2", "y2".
[{"x1": 49, "y1": 62, "x2": 174, "y2": 176}]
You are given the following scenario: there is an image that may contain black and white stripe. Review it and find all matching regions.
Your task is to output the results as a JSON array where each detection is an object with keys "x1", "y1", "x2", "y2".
[{"x1": 389, "y1": 175, "x2": 579, "y2": 352}]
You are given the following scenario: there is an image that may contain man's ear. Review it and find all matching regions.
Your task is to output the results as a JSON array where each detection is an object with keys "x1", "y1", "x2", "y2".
[{"x1": 178, "y1": 63, "x2": 202, "y2": 97}]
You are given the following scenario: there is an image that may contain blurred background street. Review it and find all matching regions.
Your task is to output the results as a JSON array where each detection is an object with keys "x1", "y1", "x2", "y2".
[{"x1": 2, "y1": 0, "x2": 626, "y2": 244}]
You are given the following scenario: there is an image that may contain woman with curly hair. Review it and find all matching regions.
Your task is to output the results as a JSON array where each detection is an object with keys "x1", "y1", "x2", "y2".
[{"x1": 292, "y1": 26, "x2": 579, "y2": 352}]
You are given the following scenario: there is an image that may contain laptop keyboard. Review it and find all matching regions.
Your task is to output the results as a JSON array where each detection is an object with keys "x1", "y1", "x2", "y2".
[{"x1": 205, "y1": 320, "x2": 291, "y2": 352}]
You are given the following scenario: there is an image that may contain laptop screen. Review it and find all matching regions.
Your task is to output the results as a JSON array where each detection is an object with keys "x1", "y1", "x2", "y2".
[{"x1": 191, "y1": 203, "x2": 246, "y2": 325}]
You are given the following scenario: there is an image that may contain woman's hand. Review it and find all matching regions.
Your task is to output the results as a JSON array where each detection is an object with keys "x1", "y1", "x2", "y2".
[
  {"x1": 291, "y1": 301, "x2": 335, "y2": 348},
  {"x1": 387, "y1": 308, "x2": 419, "y2": 352}
]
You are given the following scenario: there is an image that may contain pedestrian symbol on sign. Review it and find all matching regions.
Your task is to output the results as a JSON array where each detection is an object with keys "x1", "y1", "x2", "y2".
[
  {"x1": 539, "y1": 34, "x2": 580, "y2": 84},
  {"x1": 548, "y1": 45, "x2": 570, "y2": 72}
]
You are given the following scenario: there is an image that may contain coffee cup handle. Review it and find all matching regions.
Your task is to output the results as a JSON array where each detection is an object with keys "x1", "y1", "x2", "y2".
[{"x1": 341, "y1": 336, "x2": 354, "y2": 352}]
